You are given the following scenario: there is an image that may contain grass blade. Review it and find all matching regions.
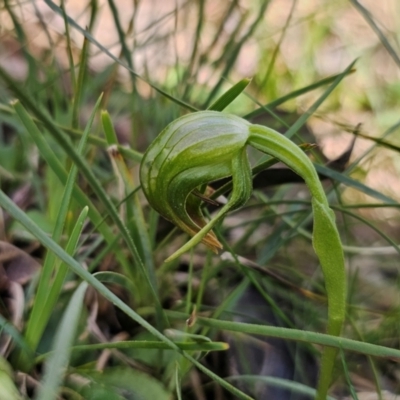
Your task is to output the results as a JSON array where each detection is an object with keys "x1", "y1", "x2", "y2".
[
  {"x1": 167, "y1": 312, "x2": 400, "y2": 360},
  {"x1": 350, "y1": 0, "x2": 400, "y2": 68},
  {"x1": 314, "y1": 164, "x2": 398, "y2": 205},
  {"x1": 35, "y1": 282, "x2": 88, "y2": 400},
  {"x1": 207, "y1": 78, "x2": 252, "y2": 111}
]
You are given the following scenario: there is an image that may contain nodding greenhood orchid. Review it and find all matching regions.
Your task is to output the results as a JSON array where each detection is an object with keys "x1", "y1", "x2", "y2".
[{"x1": 140, "y1": 110, "x2": 346, "y2": 399}]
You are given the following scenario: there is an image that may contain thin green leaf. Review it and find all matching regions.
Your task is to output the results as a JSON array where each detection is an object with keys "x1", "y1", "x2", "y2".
[
  {"x1": 207, "y1": 78, "x2": 252, "y2": 111},
  {"x1": 314, "y1": 164, "x2": 398, "y2": 205},
  {"x1": 72, "y1": 36, "x2": 90, "y2": 129},
  {"x1": 35, "y1": 282, "x2": 88, "y2": 400},
  {"x1": 167, "y1": 311, "x2": 400, "y2": 360},
  {"x1": 350, "y1": 0, "x2": 400, "y2": 68},
  {"x1": 243, "y1": 69, "x2": 355, "y2": 120},
  {"x1": 36, "y1": 340, "x2": 229, "y2": 363},
  {"x1": 203, "y1": 0, "x2": 270, "y2": 108},
  {"x1": 284, "y1": 60, "x2": 357, "y2": 139}
]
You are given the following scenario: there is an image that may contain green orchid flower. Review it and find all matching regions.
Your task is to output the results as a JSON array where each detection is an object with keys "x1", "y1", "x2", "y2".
[{"x1": 140, "y1": 110, "x2": 346, "y2": 400}]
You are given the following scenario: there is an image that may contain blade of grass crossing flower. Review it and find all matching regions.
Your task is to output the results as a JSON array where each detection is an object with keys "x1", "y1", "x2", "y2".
[
  {"x1": 35, "y1": 282, "x2": 88, "y2": 400},
  {"x1": 207, "y1": 78, "x2": 252, "y2": 111},
  {"x1": 1, "y1": 71, "x2": 166, "y2": 326},
  {"x1": 0, "y1": 190, "x2": 253, "y2": 400}
]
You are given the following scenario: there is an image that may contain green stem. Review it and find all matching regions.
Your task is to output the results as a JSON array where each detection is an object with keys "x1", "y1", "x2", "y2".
[{"x1": 249, "y1": 125, "x2": 346, "y2": 399}]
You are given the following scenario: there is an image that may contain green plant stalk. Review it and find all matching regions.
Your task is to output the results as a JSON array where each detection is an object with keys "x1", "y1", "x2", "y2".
[
  {"x1": 250, "y1": 125, "x2": 346, "y2": 399},
  {"x1": 243, "y1": 69, "x2": 355, "y2": 120}
]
